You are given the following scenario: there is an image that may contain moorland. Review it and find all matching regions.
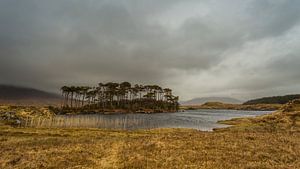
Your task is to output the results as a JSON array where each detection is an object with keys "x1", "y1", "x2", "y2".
[{"x1": 0, "y1": 100, "x2": 300, "y2": 168}]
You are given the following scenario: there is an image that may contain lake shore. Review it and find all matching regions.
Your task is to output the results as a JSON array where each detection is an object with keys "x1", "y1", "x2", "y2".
[
  {"x1": 0, "y1": 101, "x2": 281, "y2": 126},
  {"x1": 61, "y1": 108, "x2": 178, "y2": 115},
  {"x1": 1, "y1": 100, "x2": 300, "y2": 168},
  {"x1": 0, "y1": 105, "x2": 270, "y2": 130},
  {"x1": 180, "y1": 102, "x2": 282, "y2": 111},
  {"x1": 0, "y1": 105, "x2": 179, "y2": 127}
]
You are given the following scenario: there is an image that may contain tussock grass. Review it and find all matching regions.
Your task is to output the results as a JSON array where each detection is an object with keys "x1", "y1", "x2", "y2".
[
  {"x1": 218, "y1": 99, "x2": 300, "y2": 132},
  {"x1": 1, "y1": 124, "x2": 300, "y2": 168}
]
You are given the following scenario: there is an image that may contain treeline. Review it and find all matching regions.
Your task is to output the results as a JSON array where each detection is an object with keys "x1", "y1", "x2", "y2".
[
  {"x1": 60, "y1": 82, "x2": 179, "y2": 113},
  {"x1": 244, "y1": 94, "x2": 300, "y2": 105}
]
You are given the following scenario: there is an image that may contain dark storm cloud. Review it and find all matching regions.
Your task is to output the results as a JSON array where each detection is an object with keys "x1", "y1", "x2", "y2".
[{"x1": 0, "y1": 0, "x2": 300, "y2": 100}]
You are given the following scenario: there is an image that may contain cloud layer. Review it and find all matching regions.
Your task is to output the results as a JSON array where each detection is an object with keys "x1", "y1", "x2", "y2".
[{"x1": 1, "y1": 0, "x2": 300, "y2": 101}]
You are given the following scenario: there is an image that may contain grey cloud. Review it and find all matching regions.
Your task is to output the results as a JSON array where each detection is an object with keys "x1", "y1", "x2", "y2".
[
  {"x1": 246, "y1": 0, "x2": 300, "y2": 38},
  {"x1": 0, "y1": 0, "x2": 300, "y2": 100}
]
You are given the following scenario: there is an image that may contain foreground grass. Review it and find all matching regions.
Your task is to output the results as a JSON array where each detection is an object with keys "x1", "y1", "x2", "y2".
[
  {"x1": 1, "y1": 126, "x2": 299, "y2": 168},
  {"x1": 1, "y1": 101, "x2": 300, "y2": 168}
]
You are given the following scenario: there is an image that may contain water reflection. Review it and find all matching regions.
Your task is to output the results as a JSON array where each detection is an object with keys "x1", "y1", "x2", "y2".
[{"x1": 26, "y1": 109, "x2": 273, "y2": 131}]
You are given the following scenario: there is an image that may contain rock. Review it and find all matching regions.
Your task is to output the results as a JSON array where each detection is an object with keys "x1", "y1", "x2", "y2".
[{"x1": 16, "y1": 119, "x2": 21, "y2": 124}]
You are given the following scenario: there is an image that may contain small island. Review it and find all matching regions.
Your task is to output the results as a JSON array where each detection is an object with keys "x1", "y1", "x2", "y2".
[{"x1": 60, "y1": 82, "x2": 179, "y2": 114}]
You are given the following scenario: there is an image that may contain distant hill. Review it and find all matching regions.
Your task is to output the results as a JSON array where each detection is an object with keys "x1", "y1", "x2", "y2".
[
  {"x1": 180, "y1": 102, "x2": 281, "y2": 111},
  {"x1": 0, "y1": 85, "x2": 61, "y2": 106},
  {"x1": 244, "y1": 94, "x2": 300, "y2": 105},
  {"x1": 181, "y1": 97, "x2": 242, "y2": 105}
]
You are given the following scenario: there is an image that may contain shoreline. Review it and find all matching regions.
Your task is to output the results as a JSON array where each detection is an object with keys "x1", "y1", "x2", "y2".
[
  {"x1": 1, "y1": 105, "x2": 274, "y2": 132},
  {"x1": 0, "y1": 104, "x2": 274, "y2": 129},
  {"x1": 180, "y1": 102, "x2": 282, "y2": 111}
]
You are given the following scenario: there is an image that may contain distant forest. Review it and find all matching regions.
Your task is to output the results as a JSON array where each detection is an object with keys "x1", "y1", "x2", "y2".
[
  {"x1": 244, "y1": 94, "x2": 300, "y2": 105},
  {"x1": 61, "y1": 82, "x2": 179, "y2": 113}
]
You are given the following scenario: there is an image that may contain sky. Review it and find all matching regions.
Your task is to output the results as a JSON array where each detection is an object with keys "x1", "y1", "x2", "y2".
[{"x1": 0, "y1": 0, "x2": 300, "y2": 101}]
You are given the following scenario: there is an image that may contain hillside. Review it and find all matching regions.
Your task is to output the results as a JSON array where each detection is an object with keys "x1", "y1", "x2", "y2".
[
  {"x1": 219, "y1": 99, "x2": 300, "y2": 132},
  {"x1": 180, "y1": 102, "x2": 282, "y2": 111},
  {"x1": 181, "y1": 97, "x2": 242, "y2": 105},
  {"x1": 0, "y1": 85, "x2": 61, "y2": 106},
  {"x1": 244, "y1": 94, "x2": 300, "y2": 105}
]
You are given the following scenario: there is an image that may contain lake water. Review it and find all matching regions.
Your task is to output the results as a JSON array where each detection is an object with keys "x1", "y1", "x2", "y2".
[{"x1": 27, "y1": 109, "x2": 273, "y2": 131}]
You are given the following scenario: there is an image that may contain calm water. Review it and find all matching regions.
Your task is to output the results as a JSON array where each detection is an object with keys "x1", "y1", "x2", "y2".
[{"x1": 30, "y1": 109, "x2": 273, "y2": 131}]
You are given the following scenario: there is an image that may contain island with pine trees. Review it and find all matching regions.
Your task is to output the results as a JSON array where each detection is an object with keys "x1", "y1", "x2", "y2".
[{"x1": 60, "y1": 82, "x2": 179, "y2": 114}]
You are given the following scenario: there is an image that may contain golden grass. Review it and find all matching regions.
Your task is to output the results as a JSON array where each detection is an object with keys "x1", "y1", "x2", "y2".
[
  {"x1": 1, "y1": 122, "x2": 300, "y2": 168},
  {"x1": 1, "y1": 100, "x2": 300, "y2": 168},
  {"x1": 218, "y1": 99, "x2": 300, "y2": 132},
  {"x1": 0, "y1": 106, "x2": 55, "y2": 118}
]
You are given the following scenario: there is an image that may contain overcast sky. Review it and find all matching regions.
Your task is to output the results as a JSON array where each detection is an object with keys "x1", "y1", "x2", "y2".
[{"x1": 1, "y1": 0, "x2": 300, "y2": 101}]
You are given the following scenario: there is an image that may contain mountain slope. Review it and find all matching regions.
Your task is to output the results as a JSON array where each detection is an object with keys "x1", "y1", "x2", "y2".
[
  {"x1": 181, "y1": 97, "x2": 242, "y2": 105},
  {"x1": 0, "y1": 85, "x2": 61, "y2": 106},
  {"x1": 244, "y1": 94, "x2": 300, "y2": 105}
]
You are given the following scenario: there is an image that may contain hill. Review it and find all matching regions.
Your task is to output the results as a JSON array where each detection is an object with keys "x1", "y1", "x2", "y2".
[
  {"x1": 181, "y1": 97, "x2": 242, "y2": 105},
  {"x1": 244, "y1": 94, "x2": 300, "y2": 105},
  {"x1": 180, "y1": 102, "x2": 282, "y2": 111},
  {"x1": 0, "y1": 85, "x2": 61, "y2": 106}
]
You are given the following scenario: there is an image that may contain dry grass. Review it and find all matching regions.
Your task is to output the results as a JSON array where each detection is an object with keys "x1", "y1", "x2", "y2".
[
  {"x1": 0, "y1": 105, "x2": 55, "y2": 126},
  {"x1": 0, "y1": 105, "x2": 55, "y2": 119},
  {"x1": 22, "y1": 115, "x2": 154, "y2": 130},
  {"x1": 218, "y1": 99, "x2": 300, "y2": 132},
  {"x1": 1, "y1": 100, "x2": 300, "y2": 168},
  {"x1": 1, "y1": 124, "x2": 300, "y2": 168}
]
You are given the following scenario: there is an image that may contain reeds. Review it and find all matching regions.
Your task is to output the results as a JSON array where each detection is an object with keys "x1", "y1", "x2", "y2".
[{"x1": 22, "y1": 115, "x2": 161, "y2": 130}]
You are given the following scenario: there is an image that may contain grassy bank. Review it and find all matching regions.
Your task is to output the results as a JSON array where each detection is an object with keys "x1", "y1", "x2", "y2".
[
  {"x1": 181, "y1": 102, "x2": 282, "y2": 111},
  {"x1": 218, "y1": 99, "x2": 300, "y2": 132},
  {"x1": 0, "y1": 105, "x2": 56, "y2": 126},
  {"x1": 1, "y1": 101, "x2": 300, "y2": 168}
]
